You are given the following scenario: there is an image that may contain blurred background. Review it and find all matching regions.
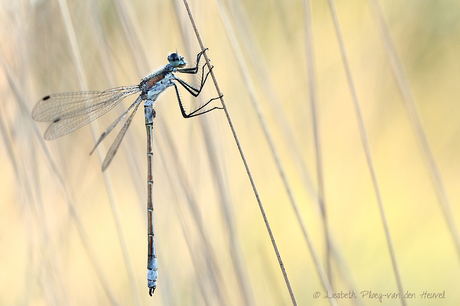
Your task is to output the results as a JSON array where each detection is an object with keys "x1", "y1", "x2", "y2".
[{"x1": 1, "y1": 0, "x2": 460, "y2": 305}]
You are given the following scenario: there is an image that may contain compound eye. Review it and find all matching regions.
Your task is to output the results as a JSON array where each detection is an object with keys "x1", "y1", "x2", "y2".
[{"x1": 168, "y1": 53, "x2": 179, "y2": 62}]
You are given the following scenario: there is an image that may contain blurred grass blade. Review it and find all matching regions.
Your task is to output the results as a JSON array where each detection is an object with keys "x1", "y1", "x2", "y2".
[
  {"x1": 327, "y1": 0, "x2": 406, "y2": 304},
  {"x1": 369, "y1": 0, "x2": 460, "y2": 260}
]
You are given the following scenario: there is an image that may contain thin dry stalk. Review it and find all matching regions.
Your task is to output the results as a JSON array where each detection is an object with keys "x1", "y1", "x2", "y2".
[
  {"x1": 327, "y1": 0, "x2": 406, "y2": 304},
  {"x1": 369, "y1": 0, "x2": 460, "y2": 260},
  {"x1": 57, "y1": 0, "x2": 141, "y2": 303},
  {"x1": 181, "y1": 0, "x2": 298, "y2": 305},
  {"x1": 303, "y1": 0, "x2": 333, "y2": 289}
]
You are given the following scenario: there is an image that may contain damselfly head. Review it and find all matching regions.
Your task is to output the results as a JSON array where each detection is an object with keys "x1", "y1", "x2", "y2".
[{"x1": 168, "y1": 53, "x2": 187, "y2": 68}]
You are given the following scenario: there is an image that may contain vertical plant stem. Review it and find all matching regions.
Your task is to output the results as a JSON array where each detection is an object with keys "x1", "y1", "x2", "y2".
[
  {"x1": 326, "y1": 0, "x2": 406, "y2": 304},
  {"x1": 181, "y1": 1, "x2": 298, "y2": 304}
]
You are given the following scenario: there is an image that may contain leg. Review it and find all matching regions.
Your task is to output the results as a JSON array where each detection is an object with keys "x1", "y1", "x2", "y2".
[
  {"x1": 174, "y1": 64, "x2": 214, "y2": 97},
  {"x1": 173, "y1": 83, "x2": 223, "y2": 118},
  {"x1": 177, "y1": 48, "x2": 209, "y2": 74}
]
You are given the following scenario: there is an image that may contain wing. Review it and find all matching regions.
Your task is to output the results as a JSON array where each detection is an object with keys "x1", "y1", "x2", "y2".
[
  {"x1": 101, "y1": 100, "x2": 142, "y2": 171},
  {"x1": 32, "y1": 85, "x2": 141, "y2": 139},
  {"x1": 90, "y1": 96, "x2": 143, "y2": 155}
]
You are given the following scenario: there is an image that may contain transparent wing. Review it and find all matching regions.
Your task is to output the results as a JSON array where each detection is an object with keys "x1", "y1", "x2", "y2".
[
  {"x1": 32, "y1": 85, "x2": 141, "y2": 139},
  {"x1": 90, "y1": 96, "x2": 143, "y2": 155},
  {"x1": 101, "y1": 100, "x2": 142, "y2": 171}
]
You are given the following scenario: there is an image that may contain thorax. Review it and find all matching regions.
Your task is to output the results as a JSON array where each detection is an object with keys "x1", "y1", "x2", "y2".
[{"x1": 141, "y1": 65, "x2": 175, "y2": 101}]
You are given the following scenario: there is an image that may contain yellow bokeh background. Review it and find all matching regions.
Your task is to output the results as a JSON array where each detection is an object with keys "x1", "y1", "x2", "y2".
[{"x1": 1, "y1": 0, "x2": 459, "y2": 305}]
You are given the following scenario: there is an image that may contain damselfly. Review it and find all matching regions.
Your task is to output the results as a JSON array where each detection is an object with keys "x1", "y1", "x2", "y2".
[{"x1": 32, "y1": 49, "x2": 222, "y2": 296}]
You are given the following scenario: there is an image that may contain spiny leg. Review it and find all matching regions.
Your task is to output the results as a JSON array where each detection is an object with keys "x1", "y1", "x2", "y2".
[
  {"x1": 186, "y1": 96, "x2": 223, "y2": 117},
  {"x1": 174, "y1": 64, "x2": 214, "y2": 97},
  {"x1": 176, "y1": 48, "x2": 209, "y2": 74},
  {"x1": 173, "y1": 83, "x2": 222, "y2": 118}
]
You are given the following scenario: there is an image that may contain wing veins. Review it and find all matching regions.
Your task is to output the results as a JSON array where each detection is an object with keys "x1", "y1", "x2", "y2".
[
  {"x1": 43, "y1": 90, "x2": 142, "y2": 140},
  {"x1": 90, "y1": 96, "x2": 143, "y2": 155},
  {"x1": 32, "y1": 85, "x2": 140, "y2": 122},
  {"x1": 101, "y1": 100, "x2": 142, "y2": 171}
]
